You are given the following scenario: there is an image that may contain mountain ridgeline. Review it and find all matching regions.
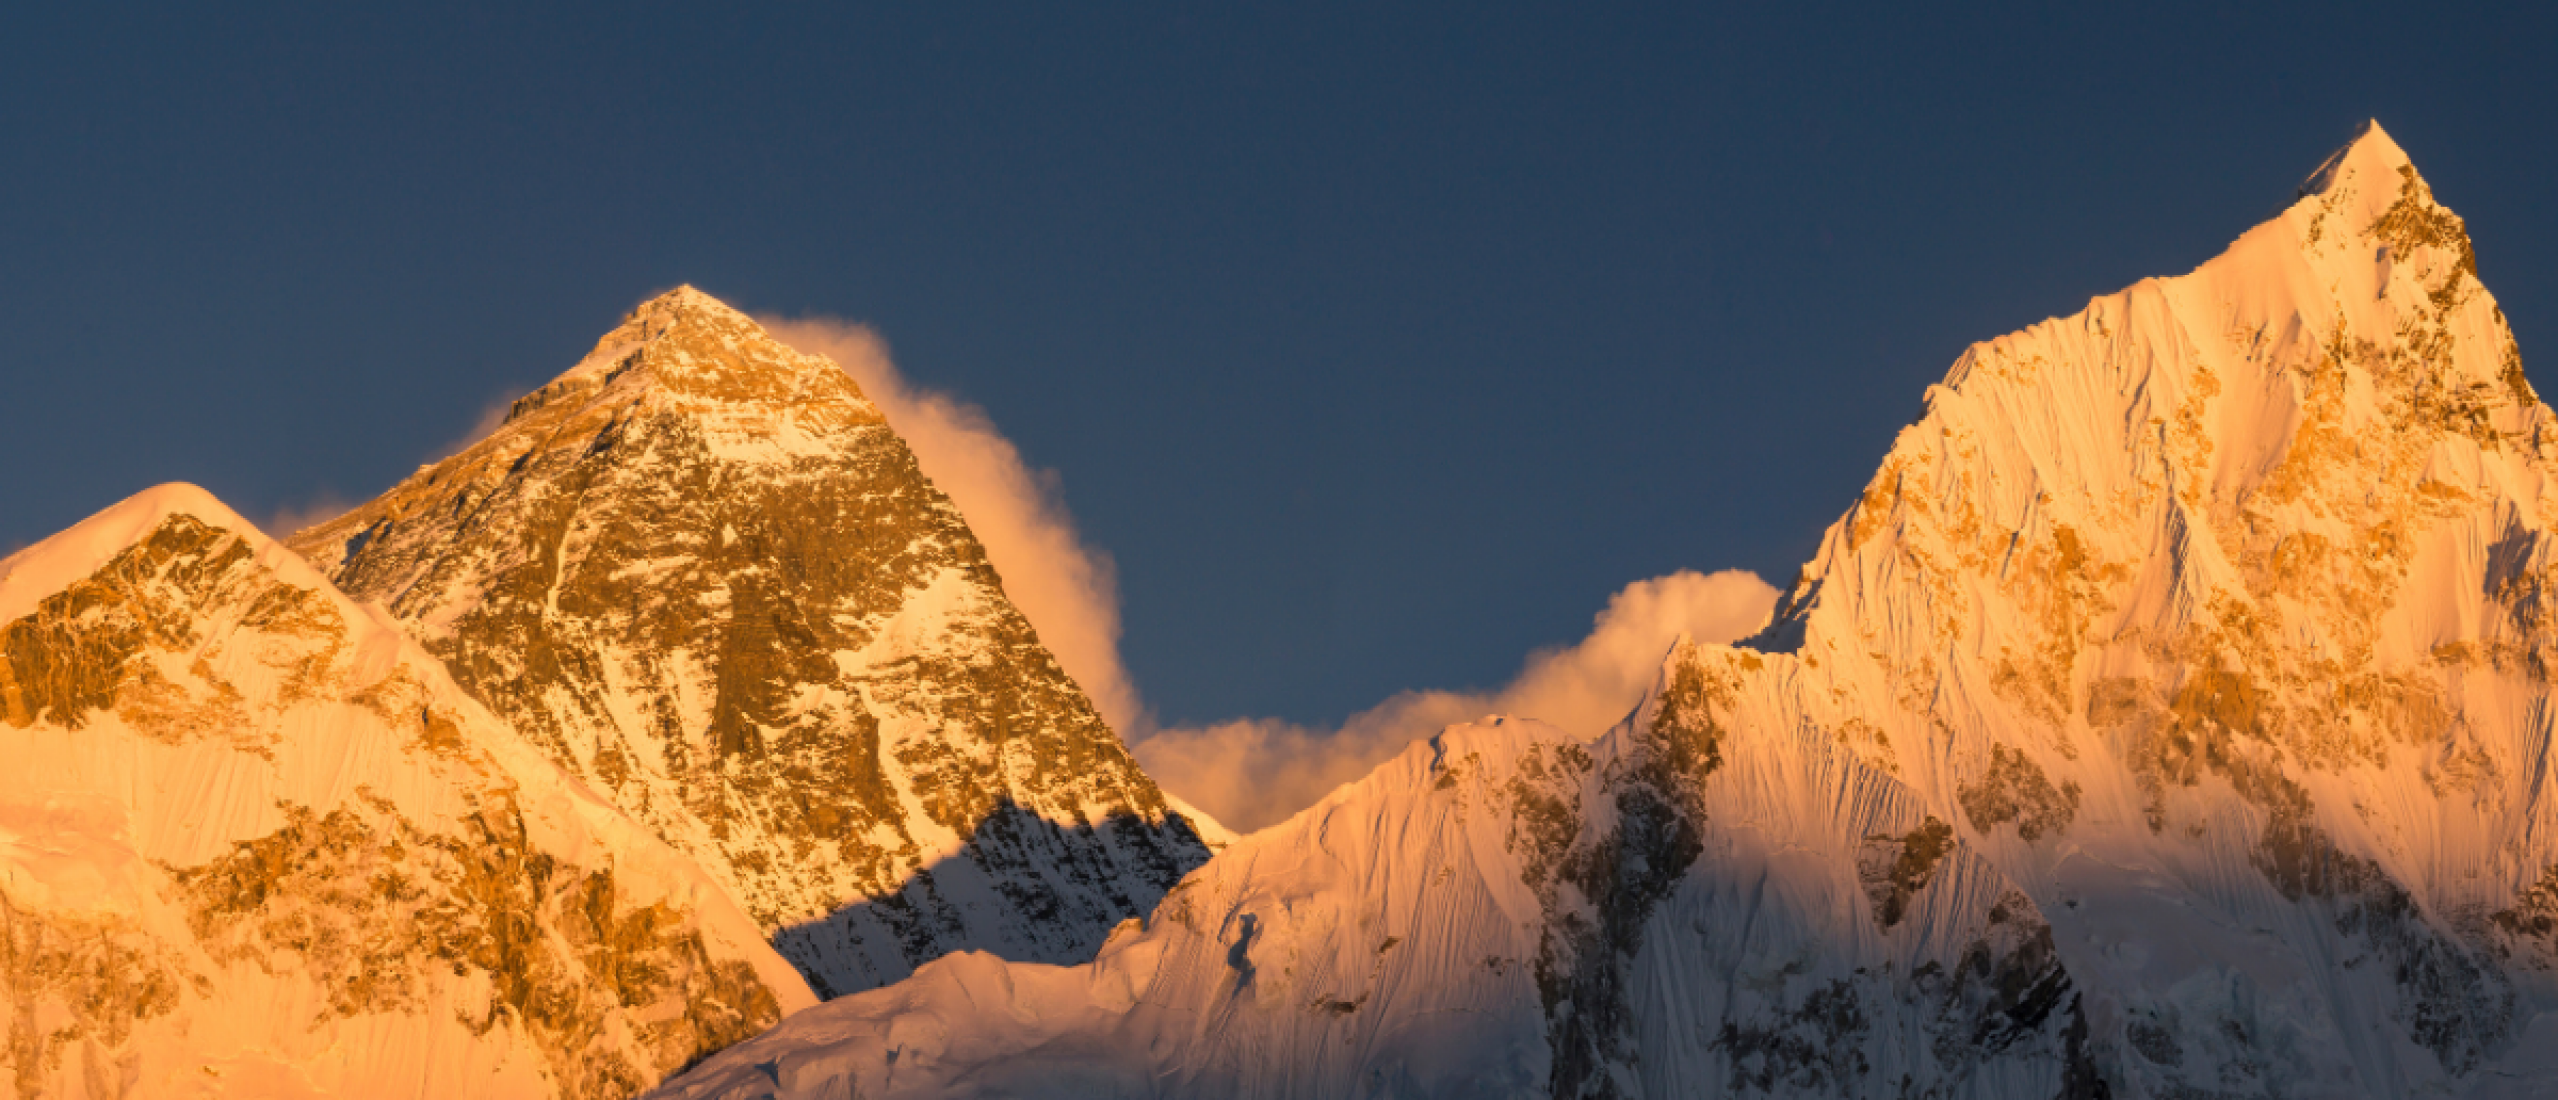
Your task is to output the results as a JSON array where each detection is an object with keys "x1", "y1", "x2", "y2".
[
  {"x1": 8, "y1": 121, "x2": 2554, "y2": 1100},
  {"x1": 652, "y1": 125, "x2": 2558, "y2": 1098},
  {"x1": 0, "y1": 291, "x2": 1215, "y2": 1099},
  {"x1": 0, "y1": 487, "x2": 811, "y2": 1099},
  {"x1": 284, "y1": 289, "x2": 1216, "y2": 1000}
]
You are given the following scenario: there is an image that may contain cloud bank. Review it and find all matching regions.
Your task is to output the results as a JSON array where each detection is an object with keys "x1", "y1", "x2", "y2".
[
  {"x1": 1129, "y1": 569, "x2": 1778, "y2": 832},
  {"x1": 762, "y1": 311, "x2": 1779, "y2": 835},
  {"x1": 762, "y1": 317, "x2": 1144, "y2": 731}
]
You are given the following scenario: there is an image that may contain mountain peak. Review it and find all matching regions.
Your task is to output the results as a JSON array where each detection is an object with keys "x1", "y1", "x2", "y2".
[
  {"x1": 438, "y1": 288, "x2": 890, "y2": 479},
  {"x1": 627, "y1": 283, "x2": 754, "y2": 329},
  {"x1": 0, "y1": 483, "x2": 274, "y2": 623},
  {"x1": 0, "y1": 484, "x2": 807, "y2": 1095},
  {"x1": 588, "y1": 283, "x2": 799, "y2": 375},
  {"x1": 288, "y1": 279, "x2": 1212, "y2": 1002},
  {"x1": 2298, "y1": 118, "x2": 2418, "y2": 201}
]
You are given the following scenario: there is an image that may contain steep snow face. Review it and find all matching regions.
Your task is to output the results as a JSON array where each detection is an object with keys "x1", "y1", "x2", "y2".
[
  {"x1": 649, "y1": 656, "x2": 2101, "y2": 1100},
  {"x1": 287, "y1": 288, "x2": 1213, "y2": 998},
  {"x1": 1704, "y1": 121, "x2": 2558, "y2": 1095},
  {"x1": 0, "y1": 485, "x2": 809, "y2": 1100}
]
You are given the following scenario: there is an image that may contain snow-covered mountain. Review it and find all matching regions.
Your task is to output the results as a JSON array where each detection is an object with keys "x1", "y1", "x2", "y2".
[
  {"x1": 0, "y1": 485, "x2": 811, "y2": 1099},
  {"x1": 647, "y1": 123, "x2": 2558, "y2": 1097},
  {"x1": 1713, "y1": 120, "x2": 2558, "y2": 1097},
  {"x1": 285, "y1": 288, "x2": 1214, "y2": 999},
  {"x1": 653, "y1": 680, "x2": 2096, "y2": 1099}
]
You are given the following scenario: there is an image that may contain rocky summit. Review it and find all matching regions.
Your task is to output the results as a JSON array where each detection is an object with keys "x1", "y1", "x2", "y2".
[
  {"x1": 286, "y1": 287, "x2": 1214, "y2": 999},
  {"x1": 651, "y1": 124, "x2": 2558, "y2": 1098}
]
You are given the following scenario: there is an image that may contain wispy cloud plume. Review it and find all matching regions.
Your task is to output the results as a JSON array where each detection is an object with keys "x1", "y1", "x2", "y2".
[
  {"x1": 261, "y1": 386, "x2": 528, "y2": 543},
  {"x1": 1130, "y1": 569, "x2": 1778, "y2": 832},
  {"x1": 761, "y1": 317, "x2": 1143, "y2": 731},
  {"x1": 762, "y1": 310, "x2": 1778, "y2": 836},
  {"x1": 262, "y1": 492, "x2": 354, "y2": 539},
  {"x1": 440, "y1": 388, "x2": 528, "y2": 461}
]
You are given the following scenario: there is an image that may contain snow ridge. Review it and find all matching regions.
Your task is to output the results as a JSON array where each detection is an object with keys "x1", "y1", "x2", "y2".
[{"x1": 0, "y1": 486, "x2": 810, "y2": 1099}]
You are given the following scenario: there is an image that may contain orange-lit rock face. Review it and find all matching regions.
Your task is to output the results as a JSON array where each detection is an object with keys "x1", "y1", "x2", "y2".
[
  {"x1": 0, "y1": 489, "x2": 802, "y2": 1099},
  {"x1": 291, "y1": 287, "x2": 1211, "y2": 997}
]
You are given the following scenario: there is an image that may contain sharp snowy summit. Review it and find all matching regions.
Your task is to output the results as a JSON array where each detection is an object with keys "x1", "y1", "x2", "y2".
[{"x1": 650, "y1": 124, "x2": 2558, "y2": 1098}]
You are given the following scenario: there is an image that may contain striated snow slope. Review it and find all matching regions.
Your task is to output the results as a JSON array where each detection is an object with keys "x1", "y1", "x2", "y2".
[
  {"x1": 1695, "y1": 120, "x2": 2558, "y2": 1097},
  {"x1": 0, "y1": 484, "x2": 812, "y2": 1099},
  {"x1": 649, "y1": 652, "x2": 2101, "y2": 1099},
  {"x1": 286, "y1": 288, "x2": 1214, "y2": 999},
  {"x1": 650, "y1": 122, "x2": 2558, "y2": 1098}
]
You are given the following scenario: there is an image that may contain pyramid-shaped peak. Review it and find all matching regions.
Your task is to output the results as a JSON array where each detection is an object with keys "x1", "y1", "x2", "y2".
[
  {"x1": 296, "y1": 284, "x2": 889, "y2": 545},
  {"x1": 629, "y1": 283, "x2": 753, "y2": 325},
  {"x1": 2298, "y1": 119, "x2": 2418, "y2": 200},
  {"x1": 572, "y1": 283, "x2": 850, "y2": 397}
]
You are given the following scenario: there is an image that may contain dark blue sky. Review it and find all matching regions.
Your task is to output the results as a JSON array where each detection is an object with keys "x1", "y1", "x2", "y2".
[{"x1": 6, "y1": 3, "x2": 2554, "y2": 727}]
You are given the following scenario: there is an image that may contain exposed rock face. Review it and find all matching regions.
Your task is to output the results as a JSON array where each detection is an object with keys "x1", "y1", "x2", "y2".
[
  {"x1": 651, "y1": 123, "x2": 2558, "y2": 1097},
  {"x1": 651, "y1": 700, "x2": 2093, "y2": 1099},
  {"x1": 288, "y1": 288, "x2": 1212, "y2": 998},
  {"x1": 0, "y1": 485, "x2": 809, "y2": 1099}
]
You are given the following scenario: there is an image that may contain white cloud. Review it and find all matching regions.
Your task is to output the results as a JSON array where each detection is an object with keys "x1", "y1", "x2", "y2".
[
  {"x1": 761, "y1": 310, "x2": 1780, "y2": 836},
  {"x1": 761, "y1": 317, "x2": 1143, "y2": 731},
  {"x1": 1131, "y1": 570, "x2": 1778, "y2": 832}
]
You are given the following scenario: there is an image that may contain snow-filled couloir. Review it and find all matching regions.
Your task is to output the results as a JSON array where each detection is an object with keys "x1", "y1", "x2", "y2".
[
  {"x1": 0, "y1": 484, "x2": 813, "y2": 1099},
  {"x1": 286, "y1": 288, "x2": 1216, "y2": 1000}
]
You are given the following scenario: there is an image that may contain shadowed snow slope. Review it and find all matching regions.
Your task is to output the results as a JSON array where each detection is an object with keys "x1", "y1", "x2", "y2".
[
  {"x1": 651, "y1": 122, "x2": 2558, "y2": 1098},
  {"x1": 286, "y1": 288, "x2": 1215, "y2": 999},
  {"x1": 650, "y1": 665, "x2": 2098, "y2": 1099},
  {"x1": 0, "y1": 484, "x2": 812, "y2": 1099}
]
